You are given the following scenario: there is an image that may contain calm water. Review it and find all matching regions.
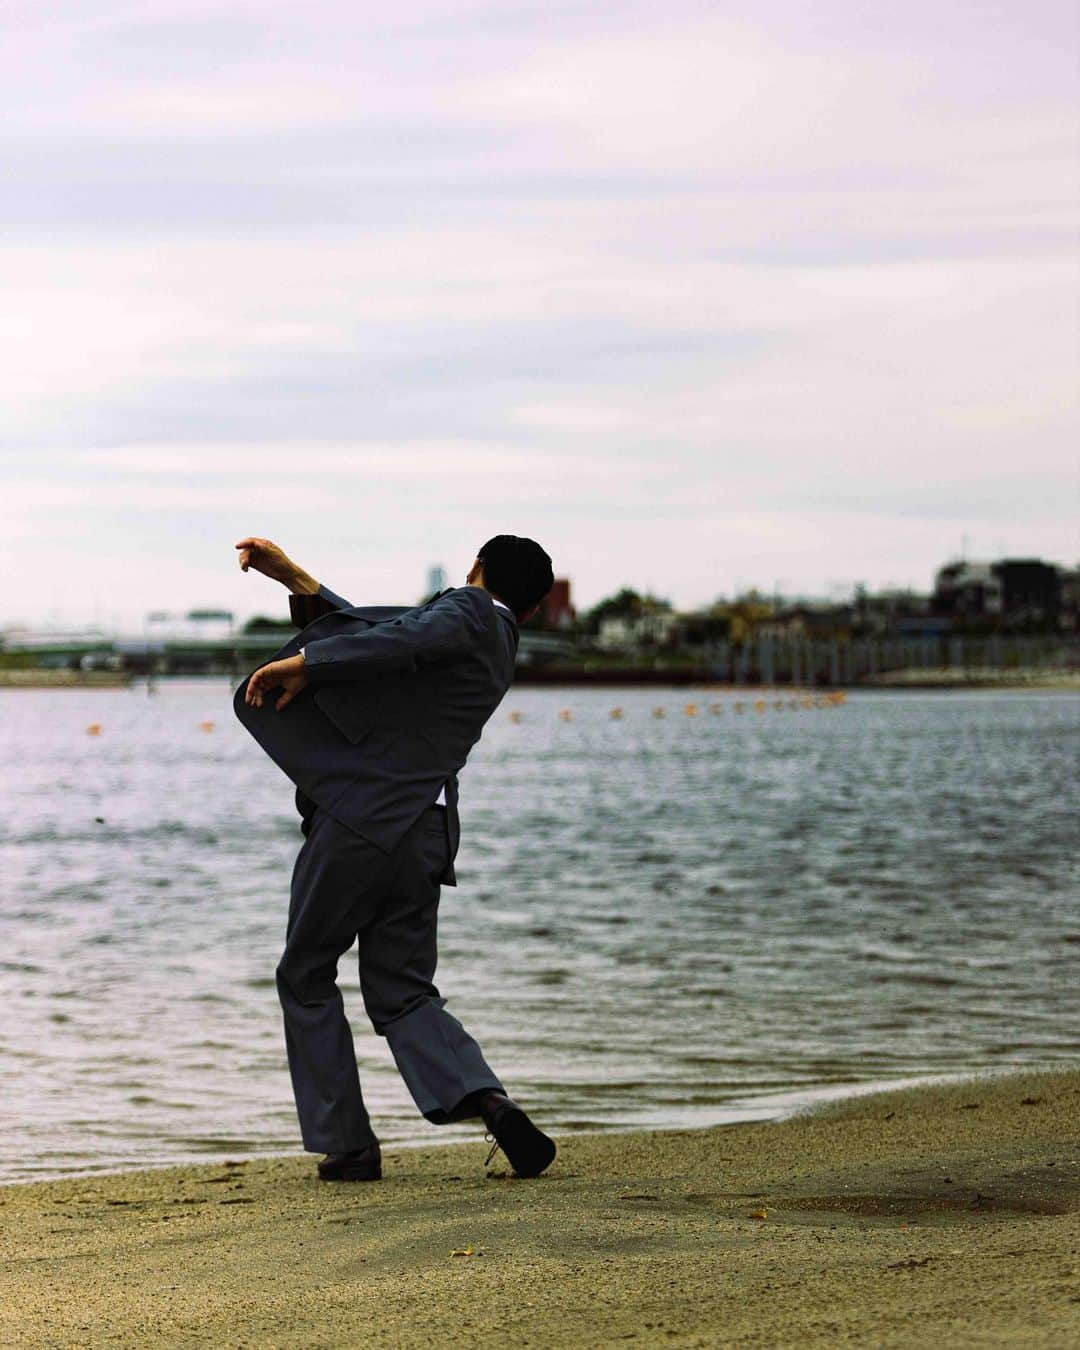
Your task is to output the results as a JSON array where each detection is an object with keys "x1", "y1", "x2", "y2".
[{"x1": 0, "y1": 682, "x2": 1077, "y2": 1184}]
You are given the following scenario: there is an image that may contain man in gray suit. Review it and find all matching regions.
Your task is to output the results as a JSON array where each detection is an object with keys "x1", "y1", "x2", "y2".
[{"x1": 232, "y1": 534, "x2": 557, "y2": 1182}]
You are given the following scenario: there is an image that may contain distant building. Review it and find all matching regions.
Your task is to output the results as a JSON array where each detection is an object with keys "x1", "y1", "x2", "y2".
[
  {"x1": 2, "y1": 628, "x2": 112, "y2": 667},
  {"x1": 933, "y1": 558, "x2": 1061, "y2": 627},
  {"x1": 755, "y1": 604, "x2": 854, "y2": 641},
  {"x1": 853, "y1": 587, "x2": 932, "y2": 636},
  {"x1": 596, "y1": 609, "x2": 679, "y2": 650},
  {"x1": 540, "y1": 578, "x2": 576, "y2": 630},
  {"x1": 933, "y1": 561, "x2": 1003, "y2": 619},
  {"x1": 893, "y1": 615, "x2": 953, "y2": 637},
  {"x1": 1061, "y1": 567, "x2": 1080, "y2": 631},
  {"x1": 994, "y1": 558, "x2": 1061, "y2": 626},
  {"x1": 426, "y1": 564, "x2": 447, "y2": 597},
  {"x1": 677, "y1": 609, "x2": 732, "y2": 646},
  {"x1": 146, "y1": 609, "x2": 234, "y2": 640}
]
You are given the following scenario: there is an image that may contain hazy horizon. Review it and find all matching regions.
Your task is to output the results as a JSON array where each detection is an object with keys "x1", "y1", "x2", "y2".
[
  {"x1": 2, "y1": 1, "x2": 1077, "y2": 628},
  {"x1": 6, "y1": 552, "x2": 1076, "y2": 635}
]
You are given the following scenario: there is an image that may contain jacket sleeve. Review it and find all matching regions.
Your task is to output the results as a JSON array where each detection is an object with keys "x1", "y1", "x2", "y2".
[
  {"x1": 317, "y1": 583, "x2": 354, "y2": 610},
  {"x1": 301, "y1": 590, "x2": 485, "y2": 682},
  {"x1": 288, "y1": 582, "x2": 354, "y2": 629}
]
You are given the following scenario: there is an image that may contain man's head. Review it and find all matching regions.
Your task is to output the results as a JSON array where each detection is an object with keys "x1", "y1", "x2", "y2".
[{"x1": 467, "y1": 535, "x2": 554, "y2": 622}]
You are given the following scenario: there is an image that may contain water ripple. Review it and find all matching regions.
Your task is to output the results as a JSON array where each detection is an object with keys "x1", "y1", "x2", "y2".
[{"x1": 1, "y1": 681, "x2": 1078, "y2": 1182}]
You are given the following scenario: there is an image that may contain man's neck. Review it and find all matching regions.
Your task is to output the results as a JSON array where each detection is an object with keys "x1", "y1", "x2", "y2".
[{"x1": 464, "y1": 583, "x2": 512, "y2": 614}]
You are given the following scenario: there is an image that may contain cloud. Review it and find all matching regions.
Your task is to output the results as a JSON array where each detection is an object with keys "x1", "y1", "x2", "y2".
[{"x1": 0, "y1": 0, "x2": 1076, "y2": 625}]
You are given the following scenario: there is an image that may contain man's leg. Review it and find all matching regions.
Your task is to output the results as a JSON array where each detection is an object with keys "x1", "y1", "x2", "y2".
[
  {"x1": 276, "y1": 809, "x2": 395, "y2": 1154},
  {"x1": 357, "y1": 807, "x2": 505, "y2": 1123}
]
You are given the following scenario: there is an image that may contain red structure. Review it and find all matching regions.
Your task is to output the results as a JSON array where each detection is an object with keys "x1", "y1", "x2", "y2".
[{"x1": 540, "y1": 578, "x2": 576, "y2": 630}]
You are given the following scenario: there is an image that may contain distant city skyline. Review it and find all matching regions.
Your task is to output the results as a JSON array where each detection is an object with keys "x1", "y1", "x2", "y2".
[
  {"x1": 6, "y1": 548, "x2": 1076, "y2": 635},
  {"x1": 2, "y1": 1, "x2": 1076, "y2": 629}
]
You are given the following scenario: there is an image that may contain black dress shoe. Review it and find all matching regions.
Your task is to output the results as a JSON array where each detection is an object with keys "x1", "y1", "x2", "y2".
[
  {"x1": 474, "y1": 1091, "x2": 556, "y2": 1178},
  {"x1": 317, "y1": 1141, "x2": 382, "y2": 1182}
]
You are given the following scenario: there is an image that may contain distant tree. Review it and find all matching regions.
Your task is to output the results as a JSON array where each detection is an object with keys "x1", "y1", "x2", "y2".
[
  {"x1": 721, "y1": 596, "x2": 775, "y2": 644},
  {"x1": 243, "y1": 615, "x2": 293, "y2": 635},
  {"x1": 582, "y1": 588, "x2": 672, "y2": 635},
  {"x1": 585, "y1": 588, "x2": 642, "y2": 632},
  {"x1": 680, "y1": 609, "x2": 731, "y2": 645}
]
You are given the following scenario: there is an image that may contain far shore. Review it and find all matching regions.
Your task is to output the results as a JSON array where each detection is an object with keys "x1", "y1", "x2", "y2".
[
  {"x1": 2, "y1": 1068, "x2": 1077, "y2": 1347},
  {"x1": 0, "y1": 669, "x2": 132, "y2": 688},
  {"x1": 2, "y1": 666, "x2": 1077, "y2": 691}
]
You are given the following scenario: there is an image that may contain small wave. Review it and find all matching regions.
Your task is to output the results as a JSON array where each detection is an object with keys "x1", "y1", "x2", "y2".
[{"x1": 869, "y1": 972, "x2": 963, "y2": 988}]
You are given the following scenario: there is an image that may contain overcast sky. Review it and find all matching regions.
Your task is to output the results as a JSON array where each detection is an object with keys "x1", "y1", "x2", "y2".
[{"x1": 2, "y1": 0, "x2": 1077, "y2": 628}]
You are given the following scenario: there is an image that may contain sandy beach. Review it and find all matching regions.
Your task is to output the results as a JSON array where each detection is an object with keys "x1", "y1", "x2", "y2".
[{"x1": 1, "y1": 1069, "x2": 1077, "y2": 1347}]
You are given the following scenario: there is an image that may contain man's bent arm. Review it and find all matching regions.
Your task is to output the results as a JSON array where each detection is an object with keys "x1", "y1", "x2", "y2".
[{"x1": 302, "y1": 591, "x2": 482, "y2": 682}]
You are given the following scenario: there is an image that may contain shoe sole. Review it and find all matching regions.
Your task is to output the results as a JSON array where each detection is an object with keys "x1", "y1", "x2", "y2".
[
  {"x1": 491, "y1": 1107, "x2": 557, "y2": 1178},
  {"x1": 317, "y1": 1167, "x2": 382, "y2": 1182}
]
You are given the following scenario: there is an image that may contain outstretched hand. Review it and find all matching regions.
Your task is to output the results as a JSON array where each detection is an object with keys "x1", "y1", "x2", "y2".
[
  {"x1": 235, "y1": 536, "x2": 308, "y2": 587},
  {"x1": 244, "y1": 655, "x2": 309, "y2": 711}
]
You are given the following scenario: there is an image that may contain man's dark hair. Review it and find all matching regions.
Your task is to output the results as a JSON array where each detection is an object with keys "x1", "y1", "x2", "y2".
[{"x1": 477, "y1": 535, "x2": 554, "y2": 620}]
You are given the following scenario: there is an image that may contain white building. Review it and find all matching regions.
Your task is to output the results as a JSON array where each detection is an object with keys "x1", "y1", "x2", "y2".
[
  {"x1": 596, "y1": 610, "x2": 680, "y2": 650},
  {"x1": 933, "y1": 562, "x2": 1003, "y2": 617}
]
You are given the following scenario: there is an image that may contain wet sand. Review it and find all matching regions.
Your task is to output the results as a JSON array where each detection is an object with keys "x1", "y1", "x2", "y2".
[{"x1": 2, "y1": 1069, "x2": 1077, "y2": 1348}]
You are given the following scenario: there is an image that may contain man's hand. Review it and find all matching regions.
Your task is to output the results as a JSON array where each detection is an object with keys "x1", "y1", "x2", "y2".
[
  {"x1": 235, "y1": 537, "x2": 319, "y2": 594},
  {"x1": 244, "y1": 655, "x2": 309, "y2": 711}
]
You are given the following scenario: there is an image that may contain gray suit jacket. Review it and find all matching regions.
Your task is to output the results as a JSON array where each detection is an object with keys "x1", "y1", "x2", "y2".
[{"x1": 233, "y1": 583, "x2": 518, "y2": 885}]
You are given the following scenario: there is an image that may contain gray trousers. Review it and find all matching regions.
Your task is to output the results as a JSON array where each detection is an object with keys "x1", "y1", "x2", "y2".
[{"x1": 275, "y1": 803, "x2": 504, "y2": 1154}]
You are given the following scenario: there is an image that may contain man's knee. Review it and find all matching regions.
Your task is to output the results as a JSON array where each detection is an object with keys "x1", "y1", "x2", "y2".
[
  {"x1": 274, "y1": 958, "x2": 298, "y2": 1006},
  {"x1": 276, "y1": 952, "x2": 338, "y2": 1007},
  {"x1": 365, "y1": 988, "x2": 441, "y2": 1037}
]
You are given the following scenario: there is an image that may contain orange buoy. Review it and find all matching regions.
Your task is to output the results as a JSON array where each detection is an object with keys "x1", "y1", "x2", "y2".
[
  {"x1": 199, "y1": 720, "x2": 215, "y2": 733},
  {"x1": 684, "y1": 703, "x2": 698, "y2": 717},
  {"x1": 86, "y1": 723, "x2": 102, "y2": 736},
  {"x1": 508, "y1": 710, "x2": 523, "y2": 724},
  {"x1": 559, "y1": 709, "x2": 572, "y2": 722},
  {"x1": 753, "y1": 699, "x2": 767, "y2": 713},
  {"x1": 610, "y1": 707, "x2": 623, "y2": 720}
]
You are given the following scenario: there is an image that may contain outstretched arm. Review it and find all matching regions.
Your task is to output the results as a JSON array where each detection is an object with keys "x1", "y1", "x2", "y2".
[
  {"x1": 235, "y1": 536, "x2": 325, "y2": 597},
  {"x1": 236, "y1": 536, "x2": 354, "y2": 613}
]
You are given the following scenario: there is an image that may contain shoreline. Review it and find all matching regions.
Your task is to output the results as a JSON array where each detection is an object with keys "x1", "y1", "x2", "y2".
[
  {"x1": 2, "y1": 669, "x2": 1076, "y2": 691},
  {"x1": 3, "y1": 1067, "x2": 1077, "y2": 1347},
  {"x1": 0, "y1": 1065, "x2": 1039, "y2": 1191},
  {"x1": 0, "y1": 669, "x2": 132, "y2": 688}
]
